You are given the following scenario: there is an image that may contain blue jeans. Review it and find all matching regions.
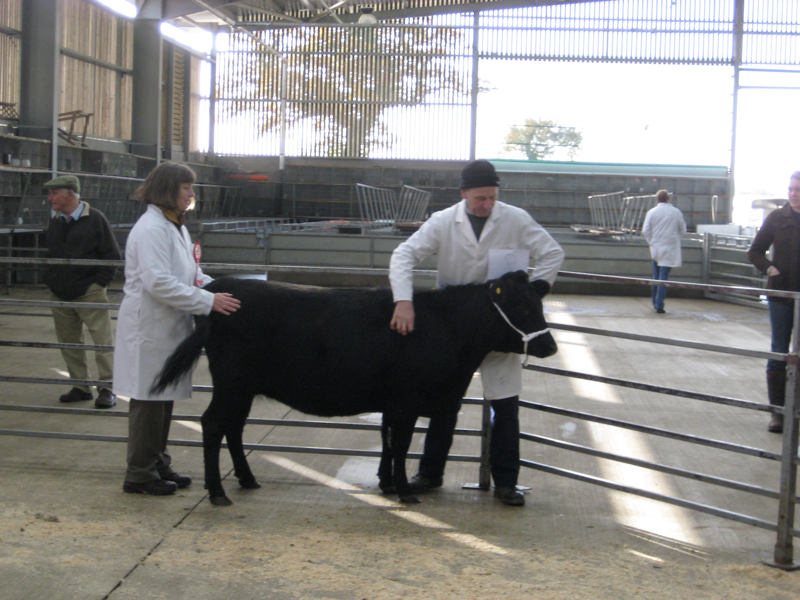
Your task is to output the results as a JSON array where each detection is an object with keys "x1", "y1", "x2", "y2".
[
  {"x1": 651, "y1": 261, "x2": 672, "y2": 310},
  {"x1": 768, "y1": 299, "x2": 794, "y2": 373}
]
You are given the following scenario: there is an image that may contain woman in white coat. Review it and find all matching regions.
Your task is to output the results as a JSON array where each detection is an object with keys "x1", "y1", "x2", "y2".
[{"x1": 114, "y1": 162, "x2": 240, "y2": 496}]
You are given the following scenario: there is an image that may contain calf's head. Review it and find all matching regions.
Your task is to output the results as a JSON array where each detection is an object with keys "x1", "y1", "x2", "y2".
[{"x1": 488, "y1": 270, "x2": 558, "y2": 358}]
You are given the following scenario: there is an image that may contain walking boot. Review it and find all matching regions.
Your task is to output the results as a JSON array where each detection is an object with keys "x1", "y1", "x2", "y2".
[{"x1": 766, "y1": 371, "x2": 786, "y2": 434}]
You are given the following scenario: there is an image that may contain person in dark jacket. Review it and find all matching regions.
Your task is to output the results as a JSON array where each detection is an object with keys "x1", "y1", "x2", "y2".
[
  {"x1": 747, "y1": 171, "x2": 800, "y2": 433},
  {"x1": 44, "y1": 175, "x2": 121, "y2": 408}
]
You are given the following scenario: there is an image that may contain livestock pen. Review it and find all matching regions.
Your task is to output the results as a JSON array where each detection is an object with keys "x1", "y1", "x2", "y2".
[{"x1": 0, "y1": 257, "x2": 799, "y2": 599}]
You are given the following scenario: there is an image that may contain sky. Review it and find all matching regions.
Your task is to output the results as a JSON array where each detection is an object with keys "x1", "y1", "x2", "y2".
[{"x1": 478, "y1": 60, "x2": 800, "y2": 225}]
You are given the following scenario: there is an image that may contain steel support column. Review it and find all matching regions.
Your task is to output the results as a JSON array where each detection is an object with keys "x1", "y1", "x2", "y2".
[
  {"x1": 729, "y1": 0, "x2": 745, "y2": 203},
  {"x1": 19, "y1": 0, "x2": 60, "y2": 176},
  {"x1": 469, "y1": 11, "x2": 480, "y2": 161},
  {"x1": 131, "y1": 18, "x2": 163, "y2": 160}
]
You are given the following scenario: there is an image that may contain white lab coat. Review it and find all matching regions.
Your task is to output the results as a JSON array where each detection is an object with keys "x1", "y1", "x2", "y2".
[
  {"x1": 642, "y1": 202, "x2": 687, "y2": 268},
  {"x1": 389, "y1": 199, "x2": 565, "y2": 400},
  {"x1": 113, "y1": 205, "x2": 214, "y2": 401}
]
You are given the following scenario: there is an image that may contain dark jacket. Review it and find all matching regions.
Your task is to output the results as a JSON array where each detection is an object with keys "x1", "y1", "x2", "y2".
[
  {"x1": 45, "y1": 201, "x2": 122, "y2": 301},
  {"x1": 748, "y1": 203, "x2": 800, "y2": 302}
]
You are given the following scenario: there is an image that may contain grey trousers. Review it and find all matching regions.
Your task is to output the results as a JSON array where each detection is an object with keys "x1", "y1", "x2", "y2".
[
  {"x1": 125, "y1": 399, "x2": 176, "y2": 484},
  {"x1": 50, "y1": 283, "x2": 114, "y2": 393}
]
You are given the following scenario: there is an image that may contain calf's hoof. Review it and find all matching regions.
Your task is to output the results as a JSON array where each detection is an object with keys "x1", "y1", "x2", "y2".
[
  {"x1": 209, "y1": 494, "x2": 233, "y2": 507},
  {"x1": 399, "y1": 494, "x2": 421, "y2": 504},
  {"x1": 378, "y1": 479, "x2": 395, "y2": 494},
  {"x1": 238, "y1": 476, "x2": 262, "y2": 489}
]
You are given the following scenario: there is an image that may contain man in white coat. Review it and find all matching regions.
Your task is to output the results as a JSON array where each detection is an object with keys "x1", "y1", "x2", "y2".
[
  {"x1": 389, "y1": 159, "x2": 565, "y2": 506},
  {"x1": 642, "y1": 190, "x2": 687, "y2": 314}
]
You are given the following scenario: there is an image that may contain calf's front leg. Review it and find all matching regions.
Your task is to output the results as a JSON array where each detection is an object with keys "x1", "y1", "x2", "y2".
[
  {"x1": 378, "y1": 417, "x2": 394, "y2": 493},
  {"x1": 385, "y1": 413, "x2": 420, "y2": 503}
]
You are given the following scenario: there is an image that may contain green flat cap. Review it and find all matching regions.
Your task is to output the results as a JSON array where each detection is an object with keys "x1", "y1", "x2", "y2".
[{"x1": 44, "y1": 175, "x2": 80, "y2": 193}]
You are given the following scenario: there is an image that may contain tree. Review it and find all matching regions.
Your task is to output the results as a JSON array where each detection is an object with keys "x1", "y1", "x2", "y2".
[
  {"x1": 503, "y1": 118, "x2": 583, "y2": 161},
  {"x1": 221, "y1": 25, "x2": 469, "y2": 158}
]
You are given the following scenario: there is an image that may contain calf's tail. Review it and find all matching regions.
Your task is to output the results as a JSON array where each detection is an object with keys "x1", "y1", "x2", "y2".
[{"x1": 149, "y1": 316, "x2": 210, "y2": 395}]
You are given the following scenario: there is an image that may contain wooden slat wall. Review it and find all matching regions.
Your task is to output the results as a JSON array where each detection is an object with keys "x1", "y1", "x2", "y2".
[
  {"x1": 172, "y1": 49, "x2": 185, "y2": 146},
  {"x1": 60, "y1": 0, "x2": 133, "y2": 140},
  {"x1": 187, "y1": 55, "x2": 203, "y2": 153}
]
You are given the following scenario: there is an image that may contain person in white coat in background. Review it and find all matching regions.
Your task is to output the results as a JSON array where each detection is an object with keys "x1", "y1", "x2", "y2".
[
  {"x1": 643, "y1": 189, "x2": 687, "y2": 314},
  {"x1": 389, "y1": 159, "x2": 564, "y2": 506},
  {"x1": 114, "y1": 162, "x2": 241, "y2": 496}
]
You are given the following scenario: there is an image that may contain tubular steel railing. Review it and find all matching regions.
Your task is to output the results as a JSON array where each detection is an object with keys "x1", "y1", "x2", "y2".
[
  {"x1": 0, "y1": 258, "x2": 797, "y2": 569},
  {"x1": 702, "y1": 232, "x2": 766, "y2": 309}
]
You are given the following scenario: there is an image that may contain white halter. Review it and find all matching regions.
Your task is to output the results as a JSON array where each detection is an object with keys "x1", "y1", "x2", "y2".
[{"x1": 491, "y1": 299, "x2": 551, "y2": 366}]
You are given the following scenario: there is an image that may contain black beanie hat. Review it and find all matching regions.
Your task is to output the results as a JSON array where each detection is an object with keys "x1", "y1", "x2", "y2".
[{"x1": 460, "y1": 159, "x2": 499, "y2": 190}]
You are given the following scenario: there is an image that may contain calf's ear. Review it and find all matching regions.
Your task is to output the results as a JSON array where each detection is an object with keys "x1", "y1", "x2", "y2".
[{"x1": 530, "y1": 279, "x2": 551, "y2": 298}]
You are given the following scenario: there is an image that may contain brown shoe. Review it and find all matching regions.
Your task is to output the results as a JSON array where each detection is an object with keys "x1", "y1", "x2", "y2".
[
  {"x1": 60, "y1": 387, "x2": 93, "y2": 403},
  {"x1": 95, "y1": 388, "x2": 117, "y2": 409}
]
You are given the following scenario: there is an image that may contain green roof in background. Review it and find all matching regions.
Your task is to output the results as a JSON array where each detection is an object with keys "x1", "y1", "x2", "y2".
[{"x1": 488, "y1": 159, "x2": 729, "y2": 178}]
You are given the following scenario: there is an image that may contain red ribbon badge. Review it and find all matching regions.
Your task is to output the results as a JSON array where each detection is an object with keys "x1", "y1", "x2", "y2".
[{"x1": 193, "y1": 242, "x2": 203, "y2": 286}]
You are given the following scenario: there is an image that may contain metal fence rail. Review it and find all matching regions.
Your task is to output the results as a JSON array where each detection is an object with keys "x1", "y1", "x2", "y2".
[
  {"x1": 703, "y1": 232, "x2": 766, "y2": 308},
  {"x1": 0, "y1": 259, "x2": 798, "y2": 569}
]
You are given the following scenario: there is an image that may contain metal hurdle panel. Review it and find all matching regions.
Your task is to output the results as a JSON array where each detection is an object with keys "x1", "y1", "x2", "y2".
[
  {"x1": 395, "y1": 185, "x2": 431, "y2": 224},
  {"x1": 587, "y1": 191, "x2": 625, "y2": 232},
  {"x1": 620, "y1": 194, "x2": 656, "y2": 235},
  {"x1": 355, "y1": 183, "x2": 398, "y2": 231}
]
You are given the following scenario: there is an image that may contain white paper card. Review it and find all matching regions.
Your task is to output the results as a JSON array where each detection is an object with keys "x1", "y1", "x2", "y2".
[{"x1": 488, "y1": 249, "x2": 530, "y2": 280}]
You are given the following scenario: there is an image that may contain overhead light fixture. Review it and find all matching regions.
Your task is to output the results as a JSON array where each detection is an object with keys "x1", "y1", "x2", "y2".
[
  {"x1": 160, "y1": 22, "x2": 212, "y2": 54},
  {"x1": 358, "y1": 7, "x2": 378, "y2": 25},
  {"x1": 96, "y1": 0, "x2": 137, "y2": 18}
]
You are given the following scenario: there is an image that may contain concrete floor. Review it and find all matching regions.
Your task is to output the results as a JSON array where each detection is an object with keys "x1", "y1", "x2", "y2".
[{"x1": 1, "y1": 286, "x2": 799, "y2": 600}]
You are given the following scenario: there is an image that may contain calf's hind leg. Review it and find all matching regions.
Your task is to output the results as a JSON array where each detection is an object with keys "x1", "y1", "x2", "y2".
[
  {"x1": 224, "y1": 394, "x2": 261, "y2": 490},
  {"x1": 201, "y1": 391, "x2": 235, "y2": 506}
]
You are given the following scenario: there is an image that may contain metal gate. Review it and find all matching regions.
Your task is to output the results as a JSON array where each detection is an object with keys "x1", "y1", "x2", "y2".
[{"x1": 0, "y1": 257, "x2": 797, "y2": 570}]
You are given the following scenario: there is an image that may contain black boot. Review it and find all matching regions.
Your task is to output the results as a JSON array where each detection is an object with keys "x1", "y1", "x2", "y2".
[{"x1": 766, "y1": 371, "x2": 786, "y2": 434}]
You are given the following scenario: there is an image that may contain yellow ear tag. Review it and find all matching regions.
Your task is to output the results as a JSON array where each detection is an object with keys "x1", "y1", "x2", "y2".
[{"x1": 496, "y1": 288, "x2": 501, "y2": 294}]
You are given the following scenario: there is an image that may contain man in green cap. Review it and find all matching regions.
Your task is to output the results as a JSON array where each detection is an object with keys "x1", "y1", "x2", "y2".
[{"x1": 44, "y1": 174, "x2": 121, "y2": 408}]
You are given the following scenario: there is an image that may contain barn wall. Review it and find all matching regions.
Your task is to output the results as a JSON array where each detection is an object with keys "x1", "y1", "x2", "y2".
[{"x1": 214, "y1": 156, "x2": 731, "y2": 230}]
